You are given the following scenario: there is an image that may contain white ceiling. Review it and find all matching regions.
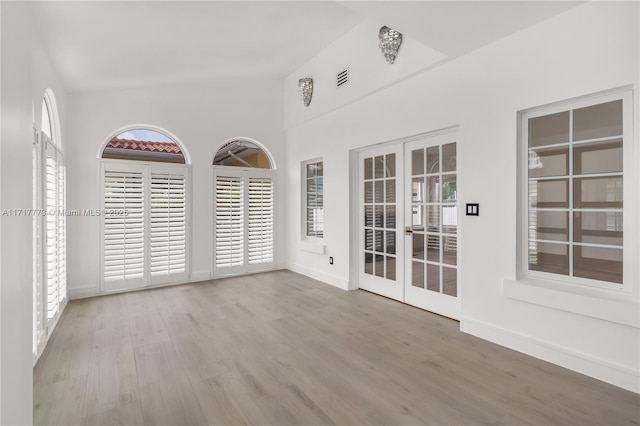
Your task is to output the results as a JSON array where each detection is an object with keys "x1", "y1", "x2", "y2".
[
  {"x1": 30, "y1": 1, "x2": 584, "y2": 93},
  {"x1": 30, "y1": 1, "x2": 364, "y2": 92}
]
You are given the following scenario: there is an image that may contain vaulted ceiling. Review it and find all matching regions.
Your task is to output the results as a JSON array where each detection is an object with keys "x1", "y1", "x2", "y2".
[{"x1": 30, "y1": 1, "x2": 582, "y2": 93}]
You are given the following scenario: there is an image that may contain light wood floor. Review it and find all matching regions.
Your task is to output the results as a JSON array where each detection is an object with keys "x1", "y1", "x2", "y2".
[{"x1": 34, "y1": 270, "x2": 639, "y2": 426}]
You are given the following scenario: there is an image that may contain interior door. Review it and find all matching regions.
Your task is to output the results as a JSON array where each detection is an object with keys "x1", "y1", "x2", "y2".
[
  {"x1": 358, "y1": 145, "x2": 404, "y2": 301},
  {"x1": 404, "y1": 134, "x2": 460, "y2": 319}
]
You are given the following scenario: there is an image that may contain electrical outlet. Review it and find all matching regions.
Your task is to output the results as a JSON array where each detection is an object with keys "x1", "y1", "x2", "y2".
[{"x1": 329, "y1": 256, "x2": 334, "y2": 265}]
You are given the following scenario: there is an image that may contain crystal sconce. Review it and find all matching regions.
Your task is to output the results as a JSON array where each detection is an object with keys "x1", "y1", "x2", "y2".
[
  {"x1": 299, "y1": 78, "x2": 313, "y2": 107},
  {"x1": 378, "y1": 26, "x2": 403, "y2": 64}
]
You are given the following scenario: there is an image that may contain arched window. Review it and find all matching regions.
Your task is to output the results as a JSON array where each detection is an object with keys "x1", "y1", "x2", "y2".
[
  {"x1": 100, "y1": 127, "x2": 190, "y2": 292},
  {"x1": 34, "y1": 90, "x2": 65, "y2": 361},
  {"x1": 212, "y1": 138, "x2": 275, "y2": 276}
]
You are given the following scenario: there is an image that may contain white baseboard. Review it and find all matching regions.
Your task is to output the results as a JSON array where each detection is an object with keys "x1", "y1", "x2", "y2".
[
  {"x1": 67, "y1": 285, "x2": 97, "y2": 300},
  {"x1": 286, "y1": 263, "x2": 349, "y2": 291},
  {"x1": 189, "y1": 271, "x2": 211, "y2": 283},
  {"x1": 461, "y1": 317, "x2": 640, "y2": 394}
]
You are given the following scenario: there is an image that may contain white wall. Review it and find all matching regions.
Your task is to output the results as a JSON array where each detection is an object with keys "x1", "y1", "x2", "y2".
[
  {"x1": 0, "y1": 3, "x2": 32, "y2": 422},
  {"x1": 66, "y1": 78, "x2": 286, "y2": 297},
  {"x1": 284, "y1": 2, "x2": 639, "y2": 391},
  {"x1": 284, "y1": 19, "x2": 446, "y2": 129},
  {"x1": 1, "y1": 1, "x2": 68, "y2": 423}
]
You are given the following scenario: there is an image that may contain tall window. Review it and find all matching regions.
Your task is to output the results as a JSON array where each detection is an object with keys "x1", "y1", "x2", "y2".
[
  {"x1": 34, "y1": 91, "x2": 66, "y2": 361},
  {"x1": 213, "y1": 139, "x2": 275, "y2": 276},
  {"x1": 101, "y1": 128, "x2": 189, "y2": 292},
  {"x1": 303, "y1": 160, "x2": 324, "y2": 238},
  {"x1": 521, "y1": 89, "x2": 632, "y2": 290}
]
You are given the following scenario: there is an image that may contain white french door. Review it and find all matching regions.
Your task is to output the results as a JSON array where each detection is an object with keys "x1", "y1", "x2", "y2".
[
  {"x1": 213, "y1": 167, "x2": 275, "y2": 276},
  {"x1": 358, "y1": 131, "x2": 460, "y2": 319}
]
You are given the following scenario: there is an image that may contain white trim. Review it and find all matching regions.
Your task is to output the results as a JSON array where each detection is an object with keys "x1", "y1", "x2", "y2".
[
  {"x1": 96, "y1": 124, "x2": 192, "y2": 164},
  {"x1": 300, "y1": 241, "x2": 326, "y2": 255},
  {"x1": 460, "y1": 317, "x2": 640, "y2": 394},
  {"x1": 301, "y1": 157, "x2": 324, "y2": 240},
  {"x1": 504, "y1": 278, "x2": 639, "y2": 327},
  {"x1": 286, "y1": 263, "x2": 349, "y2": 291}
]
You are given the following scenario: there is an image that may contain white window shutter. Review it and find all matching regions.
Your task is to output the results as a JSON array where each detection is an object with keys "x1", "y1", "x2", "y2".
[
  {"x1": 150, "y1": 167, "x2": 188, "y2": 284},
  {"x1": 44, "y1": 138, "x2": 66, "y2": 329},
  {"x1": 214, "y1": 173, "x2": 245, "y2": 273},
  {"x1": 247, "y1": 177, "x2": 273, "y2": 265},
  {"x1": 103, "y1": 167, "x2": 145, "y2": 288}
]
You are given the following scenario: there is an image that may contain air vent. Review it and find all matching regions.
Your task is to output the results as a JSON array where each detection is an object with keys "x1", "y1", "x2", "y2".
[{"x1": 337, "y1": 68, "x2": 349, "y2": 87}]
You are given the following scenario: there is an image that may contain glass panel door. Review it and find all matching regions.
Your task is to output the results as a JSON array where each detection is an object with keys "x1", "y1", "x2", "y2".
[
  {"x1": 358, "y1": 145, "x2": 403, "y2": 301},
  {"x1": 404, "y1": 133, "x2": 460, "y2": 319}
]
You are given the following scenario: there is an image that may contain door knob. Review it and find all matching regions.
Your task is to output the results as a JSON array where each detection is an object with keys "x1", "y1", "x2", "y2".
[{"x1": 405, "y1": 226, "x2": 413, "y2": 235}]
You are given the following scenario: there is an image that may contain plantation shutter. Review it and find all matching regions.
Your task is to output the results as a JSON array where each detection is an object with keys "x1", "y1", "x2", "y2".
[
  {"x1": 213, "y1": 168, "x2": 275, "y2": 276},
  {"x1": 44, "y1": 136, "x2": 66, "y2": 328},
  {"x1": 247, "y1": 176, "x2": 273, "y2": 266},
  {"x1": 150, "y1": 166, "x2": 188, "y2": 285},
  {"x1": 214, "y1": 171, "x2": 245, "y2": 274},
  {"x1": 102, "y1": 163, "x2": 146, "y2": 290}
]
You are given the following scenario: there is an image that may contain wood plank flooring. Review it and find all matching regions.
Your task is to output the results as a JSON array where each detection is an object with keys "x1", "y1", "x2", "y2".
[{"x1": 34, "y1": 270, "x2": 639, "y2": 425}]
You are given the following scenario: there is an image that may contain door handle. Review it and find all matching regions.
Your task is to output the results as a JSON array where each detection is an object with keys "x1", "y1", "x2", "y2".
[{"x1": 405, "y1": 226, "x2": 413, "y2": 235}]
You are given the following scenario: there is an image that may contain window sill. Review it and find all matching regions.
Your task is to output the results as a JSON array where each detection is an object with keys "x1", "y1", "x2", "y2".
[
  {"x1": 300, "y1": 240, "x2": 325, "y2": 255},
  {"x1": 503, "y1": 277, "x2": 639, "y2": 328}
]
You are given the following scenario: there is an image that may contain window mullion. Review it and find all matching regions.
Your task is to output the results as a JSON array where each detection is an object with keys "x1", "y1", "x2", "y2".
[{"x1": 568, "y1": 109, "x2": 574, "y2": 278}]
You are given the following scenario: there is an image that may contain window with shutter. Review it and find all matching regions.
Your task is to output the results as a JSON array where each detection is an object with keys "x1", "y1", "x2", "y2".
[
  {"x1": 213, "y1": 168, "x2": 275, "y2": 276},
  {"x1": 44, "y1": 138, "x2": 66, "y2": 329},
  {"x1": 101, "y1": 160, "x2": 189, "y2": 292},
  {"x1": 34, "y1": 91, "x2": 65, "y2": 362}
]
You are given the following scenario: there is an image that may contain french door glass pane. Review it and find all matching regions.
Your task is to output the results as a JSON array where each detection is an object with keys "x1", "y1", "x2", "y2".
[
  {"x1": 412, "y1": 262, "x2": 424, "y2": 288},
  {"x1": 426, "y1": 264, "x2": 439, "y2": 292},
  {"x1": 443, "y1": 267, "x2": 457, "y2": 296}
]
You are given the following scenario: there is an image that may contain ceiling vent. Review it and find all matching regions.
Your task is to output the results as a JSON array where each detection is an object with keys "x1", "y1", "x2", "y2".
[{"x1": 336, "y1": 68, "x2": 349, "y2": 88}]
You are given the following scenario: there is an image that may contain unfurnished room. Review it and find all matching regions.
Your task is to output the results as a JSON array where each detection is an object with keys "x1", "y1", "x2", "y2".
[{"x1": 0, "y1": 1, "x2": 639, "y2": 425}]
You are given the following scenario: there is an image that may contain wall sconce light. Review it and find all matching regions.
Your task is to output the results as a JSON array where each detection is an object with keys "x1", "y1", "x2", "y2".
[
  {"x1": 378, "y1": 26, "x2": 403, "y2": 64},
  {"x1": 298, "y1": 78, "x2": 313, "y2": 107}
]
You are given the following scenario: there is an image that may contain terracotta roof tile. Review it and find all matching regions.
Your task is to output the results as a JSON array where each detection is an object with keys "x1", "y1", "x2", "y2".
[{"x1": 107, "y1": 138, "x2": 182, "y2": 154}]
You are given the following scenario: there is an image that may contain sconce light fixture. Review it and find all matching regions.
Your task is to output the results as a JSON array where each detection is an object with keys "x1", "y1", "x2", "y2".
[
  {"x1": 298, "y1": 78, "x2": 313, "y2": 107},
  {"x1": 378, "y1": 26, "x2": 403, "y2": 64}
]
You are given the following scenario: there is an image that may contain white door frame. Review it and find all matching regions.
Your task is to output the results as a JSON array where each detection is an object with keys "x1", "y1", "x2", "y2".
[{"x1": 349, "y1": 126, "x2": 462, "y2": 318}]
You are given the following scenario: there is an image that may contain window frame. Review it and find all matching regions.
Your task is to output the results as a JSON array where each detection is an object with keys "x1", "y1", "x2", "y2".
[
  {"x1": 518, "y1": 87, "x2": 635, "y2": 295},
  {"x1": 302, "y1": 158, "x2": 324, "y2": 240}
]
